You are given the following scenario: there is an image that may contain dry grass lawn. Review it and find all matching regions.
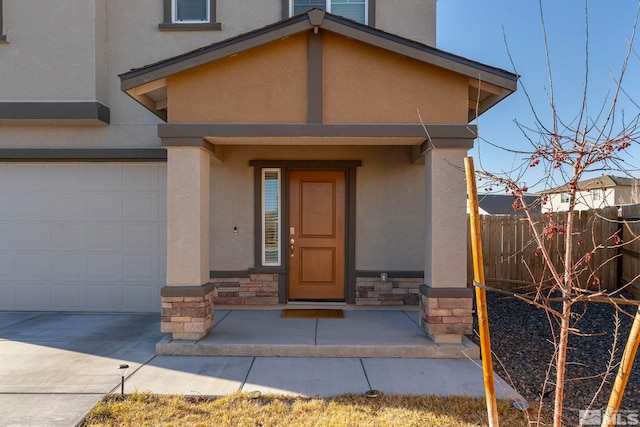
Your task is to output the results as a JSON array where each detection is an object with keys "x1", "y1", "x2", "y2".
[{"x1": 81, "y1": 392, "x2": 549, "y2": 426}]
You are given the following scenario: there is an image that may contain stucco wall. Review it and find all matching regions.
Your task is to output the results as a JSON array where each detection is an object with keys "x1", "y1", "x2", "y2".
[
  {"x1": 376, "y1": 0, "x2": 437, "y2": 47},
  {"x1": 168, "y1": 31, "x2": 468, "y2": 126},
  {"x1": 323, "y1": 32, "x2": 467, "y2": 124},
  {"x1": 0, "y1": 0, "x2": 281, "y2": 148},
  {"x1": 169, "y1": 34, "x2": 309, "y2": 123},
  {"x1": 543, "y1": 188, "x2": 618, "y2": 212},
  {"x1": 0, "y1": 0, "x2": 100, "y2": 100},
  {"x1": 209, "y1": 145, "x2": 425, "y2": 272}
]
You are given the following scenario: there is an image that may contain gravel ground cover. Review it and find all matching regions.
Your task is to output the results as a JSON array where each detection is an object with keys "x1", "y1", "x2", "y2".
[{"x1": 471, "y1": 291, "x2": 640, "y2": 424}]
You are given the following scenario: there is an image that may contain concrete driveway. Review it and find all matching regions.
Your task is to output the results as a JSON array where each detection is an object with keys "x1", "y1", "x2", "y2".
[{"x1": 0, "y1": 312, "x2": 161, "y2": 426}]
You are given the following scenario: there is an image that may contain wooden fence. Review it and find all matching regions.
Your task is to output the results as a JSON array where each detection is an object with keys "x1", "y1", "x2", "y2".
[{"x1": 469, "y1": 206, "x2": 640, "y2": 298}]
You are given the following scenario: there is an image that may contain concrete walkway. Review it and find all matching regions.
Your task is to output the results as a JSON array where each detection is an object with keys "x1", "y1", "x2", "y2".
[{"x1": 0, "y1": 310, "x2": 520, "y2": 427}]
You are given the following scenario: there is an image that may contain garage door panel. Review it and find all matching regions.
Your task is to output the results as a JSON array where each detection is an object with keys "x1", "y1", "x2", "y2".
[
  {"x1": 52, "y1": 284, "x2": 85, "y2": 310},
  {"x1": 9, "y1": 165, "x2": 48, "y2": 190},
  {"x1": 123, "y1": 285, "x2": 157, "y2": 311},
  {"x1": 87, "y1": 224, "x2": 123, "y2": 250},
  {"x1": 122, "y1": 193, "x2": 159, "y2": 220},
  {"x1": 122, "y1": 164, "x2": 161, "y2": 190},
  {"x1": 51, "y1": 254, "x2": 88, "y2": 279},
  {"x1": 51, "y1": 224, "x2": 85, "y2": 250},
  {"x1": 87, "y1": 285, "x2": 119, "y2": 311},
  {"x1": 48, "y1": 164, "x2": 87, "y2": 189},
  {"x1": 87, "y1": 254, "x2": 122, "y2": 280},
  {"x1": 15, "y1": 284, "x2": 51, "y2": 310},
  {"x1": 0, "y1": 284, "x2": 15, "y2": 309},
  {"x1": 15, "y1": 254, "x2": 50, "y2": 278},
  {"x1": 13, "y1": 224, "x2": 51, "y2": 249},
  {"x1": 0, "y1": 163, "x2": 166, "y2": 312},
  {"x1": 87, "y1": 193, "x2": 121, "y2": 219},
  {"x1": 123, "y1": 254, "x2": 155, "y2": 281},
  {"x1": 14, "y1": 193, "x2": 50, "y2": 218},
  {"x1": 50, "y1": 193, "x2": 86, "y2": 219},
  {"x1": 0, "y1": 193, "x2": 12, "y2": 217},
  {"x1": 123, "y1": 224, "x2": 157, "y2": 251}
]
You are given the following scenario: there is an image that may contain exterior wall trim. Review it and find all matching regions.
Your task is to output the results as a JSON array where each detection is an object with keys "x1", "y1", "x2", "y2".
[
  {"x1": 0, "y1": 101, "x2": 110, "y2": 124},
  {"x1": 419, "y1": 284, "x2": 473, "y2": 299},
  {"x1": 0, "y1": 148, "x2": 167, "y2": 161},
  {"x1": 210, "y1": 270, "x2": 251, "y2": 278},
  {"x1": 161, "y1": 283, "x2": 215, "y2": 297},
  {"x1": 357, "y1": 270, "x2": 424, "y2": 278},
  {"x1": 160, "y1": 136, "x2": 217, "y2": 157},
  {"x1": 308, "y1": 30, "x2": 323, "y2": 123},
  {"x1": 159, "y1": 123, "x2": 478, "y2": 140}
]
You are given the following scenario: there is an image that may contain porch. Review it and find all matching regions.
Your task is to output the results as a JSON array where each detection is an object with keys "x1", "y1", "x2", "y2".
[{"x1": 156, "y1": 307, "x2": 480, "y2": 359}]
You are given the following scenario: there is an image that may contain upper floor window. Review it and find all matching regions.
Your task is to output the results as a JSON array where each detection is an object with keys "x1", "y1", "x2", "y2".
[
  {"x1": 0, "y1": 0, "x2": 7, "y2": 42},
  {"x1": 591, "y1": 188, "x2": 603, "y2": 201},
  {"x1": 160, "y1": 0, "x2": 222, "y2": 31},
  {"x1": 560, "y1": 192, "x2": 570, "y2": 203},
  {"x1": 174, "y1": 0, "x2": 209, "y2": 23},
  {"x1": 290, "y1": 0, "x2": 369, "y2": 25}
]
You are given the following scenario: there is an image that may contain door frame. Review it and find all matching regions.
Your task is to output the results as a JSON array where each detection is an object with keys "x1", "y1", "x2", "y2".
[{"x1": 250, "y1": 160, "x2": 361, "y2": 304}]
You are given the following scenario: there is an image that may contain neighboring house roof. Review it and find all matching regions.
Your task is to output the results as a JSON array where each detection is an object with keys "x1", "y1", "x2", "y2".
[
  {"x1": 540, "y1": 175, "x2": 639, "y2": 194},
  {"x1": 476, "y1": 194, "x2": 541, "y2": 216},
  {"x1": 119, "y1": 9, "x2": 517, "y2": 122}
]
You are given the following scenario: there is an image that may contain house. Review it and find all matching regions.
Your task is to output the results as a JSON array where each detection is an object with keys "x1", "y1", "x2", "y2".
[
  {"x1": 469, "y1": 194, "x2": 541, "y2": 216},
  {"x1": 539, "y1": 175, "x2": 639, "y2": 212},
  {"x1": 0, "y1": 0, "x2": 516, "y2": 344}
]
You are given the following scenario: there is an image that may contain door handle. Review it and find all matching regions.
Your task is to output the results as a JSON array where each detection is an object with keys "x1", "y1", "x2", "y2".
[{"x1": 290, "y1": 238, "x2": 295, "y2": 257}]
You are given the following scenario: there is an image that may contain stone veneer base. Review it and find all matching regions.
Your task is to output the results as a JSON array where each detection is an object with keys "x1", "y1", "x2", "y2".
[
  {"x1": 211, "y1": 274, "x2": 423, "y2": 306},
  {"x1": 161, "y1": 283, "x2": 215, "y2": 340},
  {"x1": 419, "y1": 284, "x2": 473, "y2": 343}
]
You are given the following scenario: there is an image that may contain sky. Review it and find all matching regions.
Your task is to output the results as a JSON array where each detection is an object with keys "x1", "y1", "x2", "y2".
[{"x1": 436, "y1": 0, "x2": 640, "y2": 192}]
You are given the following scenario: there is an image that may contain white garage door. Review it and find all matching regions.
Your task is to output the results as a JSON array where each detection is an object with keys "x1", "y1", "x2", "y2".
[{"x1": 0, "y1": 163, "x2": 167, "y2": 312}]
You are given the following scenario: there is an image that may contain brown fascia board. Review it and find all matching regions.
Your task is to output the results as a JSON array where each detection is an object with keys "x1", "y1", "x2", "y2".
[{"x1": 119, "y1": 10, "x2": 517, "y2": 95}]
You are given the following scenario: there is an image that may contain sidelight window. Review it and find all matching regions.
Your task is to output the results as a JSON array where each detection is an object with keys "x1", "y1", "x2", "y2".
[{"x1": 262, "y1": 169, "x2": 281, "y2": 266}]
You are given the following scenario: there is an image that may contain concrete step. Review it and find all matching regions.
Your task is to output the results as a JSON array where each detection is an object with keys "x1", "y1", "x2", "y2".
[{"x1": 156, "y1": 309, "x2": 480, "y2": 359}]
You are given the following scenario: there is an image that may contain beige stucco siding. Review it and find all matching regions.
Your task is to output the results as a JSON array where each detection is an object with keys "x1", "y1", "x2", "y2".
[
  {"x1": 209, "y1": 145, "x2": 425, "y2": 272},
  {"x1": 376, "y1": 0, "x2": 437, "y2": 47},
  {"x1": 323, "y1": 33, "x2": 468, "y2": 124},
  {"x1": 168, "y1": 34, "x2": 309, "y2": 124},
  {"x1": 0, "y1": 0, "x2": 100, "y2": 100}
]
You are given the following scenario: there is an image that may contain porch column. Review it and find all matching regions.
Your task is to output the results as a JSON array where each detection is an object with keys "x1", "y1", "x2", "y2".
[
  {"x1": 420, "y1": 147, "x2": 473, "y2": 344},
  {"x1": 161, "y1": 146, "x2": 213, "y2": 340}
]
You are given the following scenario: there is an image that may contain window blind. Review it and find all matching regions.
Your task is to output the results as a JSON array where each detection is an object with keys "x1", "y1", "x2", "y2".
[
  {"x1": 175, "y1": 0, "x2": 208, "y2": 22},
  {"x1": 263, "y1": 170, "x2": 280, "y2": 265}
]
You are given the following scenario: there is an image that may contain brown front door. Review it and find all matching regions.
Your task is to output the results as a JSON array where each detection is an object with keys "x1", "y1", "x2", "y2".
[{"x1": 288, "y1": 170, "x2": 346, "y2": 300}]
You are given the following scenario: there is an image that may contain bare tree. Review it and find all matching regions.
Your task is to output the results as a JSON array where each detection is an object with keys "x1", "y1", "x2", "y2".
[{"x1": 471, "y1": 1, "x2": 640, "y2": 425}]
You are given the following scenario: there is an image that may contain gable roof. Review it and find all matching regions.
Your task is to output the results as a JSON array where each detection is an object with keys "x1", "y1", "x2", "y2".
[
  {"x1": 476, "y1": 194, "x2": 541, "y2": 216},
  {"x1": 119, "y1": 9, "x2": 517, "y2": 121},
  {"x1": 541, "y1": 175, "x2": 639, "y2": 194}
]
